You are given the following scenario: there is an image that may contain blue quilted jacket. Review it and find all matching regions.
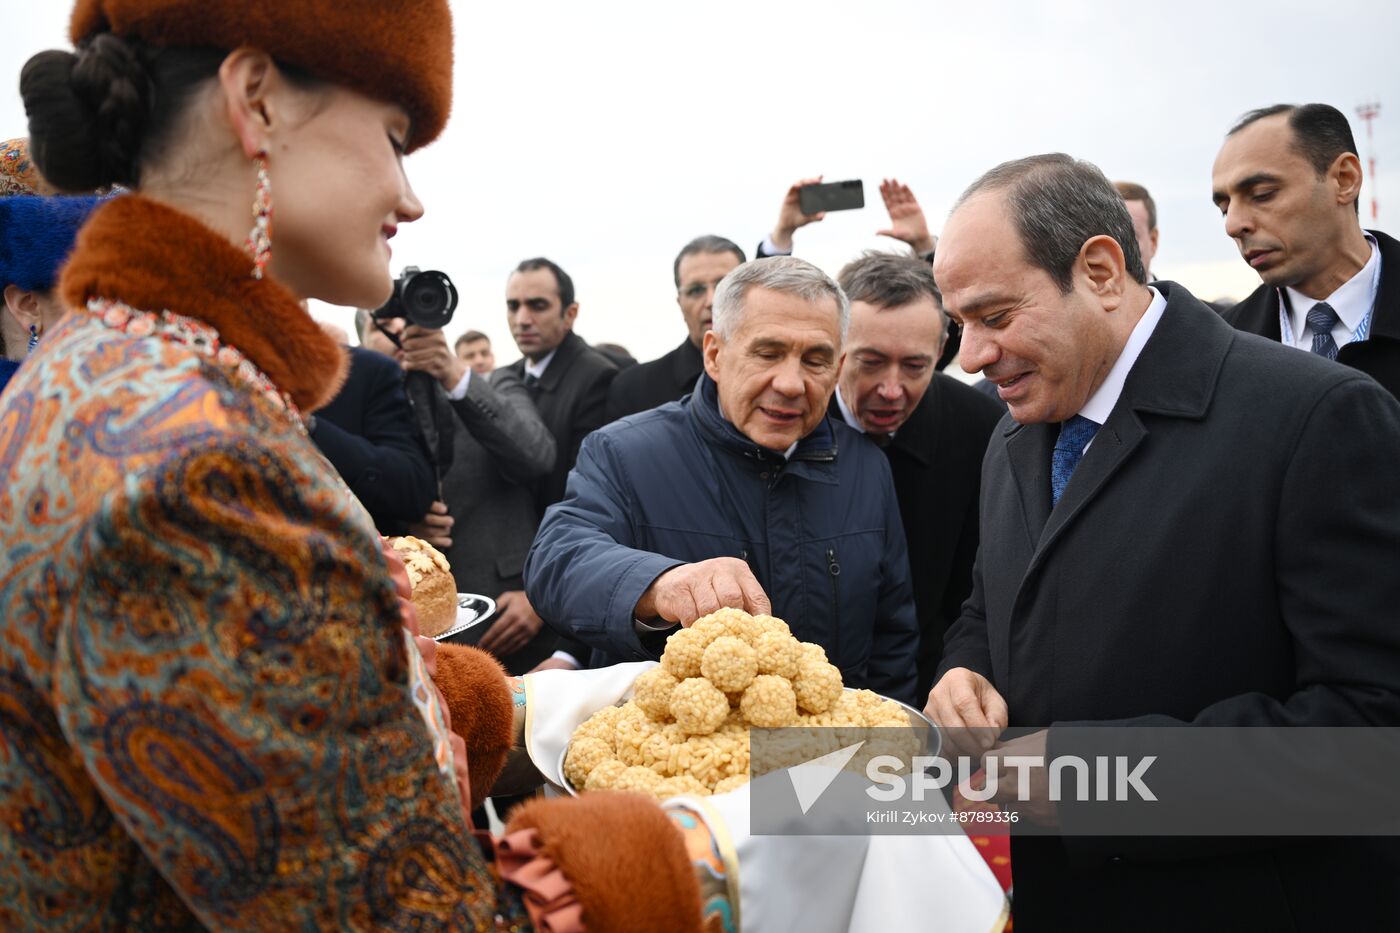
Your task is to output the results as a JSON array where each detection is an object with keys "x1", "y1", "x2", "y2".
[{"x1": 525, "y1": 374, "x2": 919, "y2": 704}]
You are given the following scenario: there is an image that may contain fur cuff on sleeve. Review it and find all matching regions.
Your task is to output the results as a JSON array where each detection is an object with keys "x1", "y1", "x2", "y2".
[
  {"x1": 432, "y1": 644, "x2": 514, "y2": 806},
  {"x1": 505, "y1": 793, "x2": 703, "y2": 933}
]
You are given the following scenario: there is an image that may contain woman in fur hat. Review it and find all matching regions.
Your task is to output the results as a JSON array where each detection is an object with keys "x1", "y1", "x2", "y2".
[
  {"x1": 0, "y1": 192, "x2": 102, "y2": 392},
  {"x1": 0, "y1": 3, "x2": 709, "y2": 930}
]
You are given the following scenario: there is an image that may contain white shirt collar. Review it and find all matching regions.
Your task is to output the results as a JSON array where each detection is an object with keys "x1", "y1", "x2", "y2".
[
  {"x1": 1079, "y1": 286, "x2": 1169, "y2": 426},
  {"x1": 1283, "y1": 232, "x2": 1380, "y2": 342},
  {"x1": 524, "y1": 348, "x2": 558, "y2": 380},
  {"x1": 834, "y1": 386, "x2": 896, "y2": 440}
]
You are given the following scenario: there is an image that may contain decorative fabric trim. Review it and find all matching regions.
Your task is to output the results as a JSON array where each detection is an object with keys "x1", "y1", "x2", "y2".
[
  {"x1": 403, "y1": 630, "x2": 454, "y2": 777},
  {"x1": 675, "y1": 799, "x2": 741, "y2": 933},
  {"x1": 59, "y1": 195, "x2": 348, "y2": 412},
  {"x1": 87, "y1": 297, "x2": 305, "y2": 429},
  {"x1": 496, "y1": 828, "x2": 587, "y2": 933}
]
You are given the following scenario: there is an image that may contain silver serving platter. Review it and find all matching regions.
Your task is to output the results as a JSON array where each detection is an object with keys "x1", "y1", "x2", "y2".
[
  {"x1": 431, "y1": 593, "x2": 497, "y2": 642},
  {"x1": 557, "y1": 688, "x2": 940, "y2": 797}
]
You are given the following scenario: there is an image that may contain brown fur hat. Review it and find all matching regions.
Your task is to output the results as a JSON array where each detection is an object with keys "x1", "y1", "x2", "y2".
[{"x1": 68, "y1": 0, "x2": 453, "y2": 151}]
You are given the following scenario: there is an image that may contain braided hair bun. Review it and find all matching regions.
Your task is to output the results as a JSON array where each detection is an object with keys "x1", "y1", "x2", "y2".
[{"x1": 21, "y1": 33, "x2": 154, "y2": 192}]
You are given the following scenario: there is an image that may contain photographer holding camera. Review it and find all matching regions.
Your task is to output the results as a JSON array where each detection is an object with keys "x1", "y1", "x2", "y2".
[{"x1": 364, "y1": 268, "x2": 560, "y2": 671}]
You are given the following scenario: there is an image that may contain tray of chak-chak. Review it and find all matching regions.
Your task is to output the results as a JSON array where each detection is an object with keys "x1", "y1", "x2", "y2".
[
  {"x1": 384, "y1": 535, "x2": 495, "y2": 641},
  {"x1": 550, "y1": 607, "x2": 939, "y2": 801}
]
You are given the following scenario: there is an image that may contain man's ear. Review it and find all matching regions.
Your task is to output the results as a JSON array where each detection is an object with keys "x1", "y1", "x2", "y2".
[
  {"x1": 1079, "y1": 234, "x2": 1129, "y2": 309},
  {"x1": 217, "y1": 48, "x2": 283, "y2": 159},
  {"x1": 562, "y1": 303, "x2": 580, "y2": 331},
  {"x1": 3, "y1": 284, "x2": 43, "y2": 331},
  {"x1": 1330, "y1": 152, "x2": 1364, "y2": 211},
  {"x1": 703, "y1": 329, "x2": 722, "y2": 381}
]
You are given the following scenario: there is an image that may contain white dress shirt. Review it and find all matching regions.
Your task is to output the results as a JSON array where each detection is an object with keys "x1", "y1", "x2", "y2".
[
  {"x1": 524, "y1": 348, "x2": 558, "y2": 381},
  {"x1": 446, "y1": 367, "x2": 472, "y2": 400},
  {"x1": 1075, "y1": 286, "x2": 1168, "y2": 451},
  {"x1": 1281, "y1": 233, "x2": 1381, "y2": 352}
]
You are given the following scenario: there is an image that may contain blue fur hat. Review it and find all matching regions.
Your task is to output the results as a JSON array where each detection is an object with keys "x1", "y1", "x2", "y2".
[{"x1": 0, "y1": 195, "x2": 103, "y2": 292}]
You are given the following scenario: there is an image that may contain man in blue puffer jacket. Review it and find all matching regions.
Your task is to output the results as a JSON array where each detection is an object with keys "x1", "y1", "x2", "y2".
[{"x1": 525, "y1": 257, "x2": 918, "y2": 704}]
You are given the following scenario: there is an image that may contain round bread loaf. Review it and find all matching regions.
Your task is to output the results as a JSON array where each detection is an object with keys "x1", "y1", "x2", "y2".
[{"x1": 387, "y1": 535, "x2": 458, "y2": 636}]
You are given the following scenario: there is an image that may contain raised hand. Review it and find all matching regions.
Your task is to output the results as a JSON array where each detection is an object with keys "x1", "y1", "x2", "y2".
[
  {"x1": 400, "y1": 324, "x2": 468, "y2": 391},
  {"x1": 770, "y1": 175, "x2": 827, "y2": 252},
  {"x1": 876, "y1": 177, "x2": 937, "y2": 255}
]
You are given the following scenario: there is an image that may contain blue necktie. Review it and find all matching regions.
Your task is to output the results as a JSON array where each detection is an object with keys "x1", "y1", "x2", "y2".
[
  {"x1": 1051, "y1": 415, "x2": 1100, "y2": 507},
  {"x1": 1307, "y1": 302, "x2": 1340, "y2": 361}
]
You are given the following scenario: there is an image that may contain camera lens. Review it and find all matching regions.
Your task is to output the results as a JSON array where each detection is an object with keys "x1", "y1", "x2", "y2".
[{"x1": 402, "y1": 270, "x2": 458, "y2": 329}]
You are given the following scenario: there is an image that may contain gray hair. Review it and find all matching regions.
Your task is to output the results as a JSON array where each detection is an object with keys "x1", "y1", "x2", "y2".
[
  {"x1": 954, "y1": 153, "x2": 1146, "y2": 292},
  {"x1": 712, "y1": 256, "x2": 850, "y2": 342}
]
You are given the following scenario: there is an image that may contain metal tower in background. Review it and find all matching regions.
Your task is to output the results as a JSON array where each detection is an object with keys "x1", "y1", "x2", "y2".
[{"x1": 1356, "y1": 102, "x2": 1381, "y2": 222}]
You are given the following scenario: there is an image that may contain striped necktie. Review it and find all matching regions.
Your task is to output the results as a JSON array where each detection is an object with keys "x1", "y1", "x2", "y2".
[{"x1": 1307, "y1": 302, "x2": 1340, "y2": 361}]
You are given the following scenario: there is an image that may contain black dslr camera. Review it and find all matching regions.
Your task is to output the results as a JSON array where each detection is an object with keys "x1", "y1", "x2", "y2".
[{"x1": 373, "y1": 266, "x2": 458, "y2": 330}]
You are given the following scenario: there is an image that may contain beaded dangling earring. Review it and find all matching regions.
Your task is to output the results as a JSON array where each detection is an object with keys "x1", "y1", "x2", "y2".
[
  {"x1": 244, "y1": 150, "x2": 273, "y2": 280},
  {"x1": 27, "y1": 324, "x2": 40, "y2": 354}
]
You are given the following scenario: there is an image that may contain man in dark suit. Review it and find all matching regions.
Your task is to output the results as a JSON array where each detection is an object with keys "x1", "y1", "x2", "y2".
[
  {"x1": 356, "y1": 311, "x2": 560, "y2": 672},
  {"x1": 497, "y1": 257, "x2": 618, "y2": 515},
  {"x1": 831, "y1": 251, "x2": 1003, "y2": 702},
  {"x1": 1213, "y1": 103, "x2": 1399, "y2": 399},
  {"x1": 604, "y1": 235, "x2": 745, "y2": 422},
  {"x1": 926, "y1": 153, "x2": 1400, "y2": 930},
  {"x1": 309, "y1": 329, "x2": 436, "y2": 536}
]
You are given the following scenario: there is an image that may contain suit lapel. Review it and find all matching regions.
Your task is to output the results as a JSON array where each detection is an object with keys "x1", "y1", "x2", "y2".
[
  {"x1": 538, "y1": 331, "x2": 582, "y2": 393},
  {"x1": 1031, "y1": 411, "x2": 1146, "y2": 562},
  {"x1": 1363, "y1": 229, "x2": 1400, "y2": 341},
  {"x1": 1003, "y1": 420, "x2": 1055, "y2": 550},
  {"x1": 1228, "y1": 282, "x2": 1283, "y2": 342},
  {"x1": 1016, "y1": 284, "x2": 1231, "y2": 580}
]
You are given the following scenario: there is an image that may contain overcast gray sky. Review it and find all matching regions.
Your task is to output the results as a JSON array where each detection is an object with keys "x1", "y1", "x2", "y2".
[{"x1": 3, "y1": 0, "x2": 1397, "y2": 367}]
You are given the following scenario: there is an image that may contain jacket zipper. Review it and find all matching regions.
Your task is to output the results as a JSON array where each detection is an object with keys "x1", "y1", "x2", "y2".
[{"x1": 826, "y1": 547, "x2": 841, "y2": 662}]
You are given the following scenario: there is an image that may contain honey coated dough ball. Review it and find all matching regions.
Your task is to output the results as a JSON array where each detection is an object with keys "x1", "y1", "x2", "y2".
[
  {"x1": 701, "y1": 636, "x2": 758, "y2": 693},
  {"x1": 753, "y1": 631, "x2": 801, "y2": 679},
  {"x1": 752, "y1": 614, "x2": 792, "y2": 639},
  {"x1": 632, "y1": 667, "x2": 679, "y2": 721},
  {"x1": 564, "y1": 737, "x2": 614, "y2": 788},
  {"x1": 661, "y1": 627, "x2": 708, "y2": 680},
  {"x1": 639, "y1": 729, "x2": 681, "y2": 776},
  {"x1": 799, "y1": 642, "x2": 829, "y2": 666},
  {"x1": 793, "y1": 658, "x2": 843, "y2": 714},
  {"x1": 740, "y1": 674, "x2": 799, "y2": 728},
  {"x1": 689, "y1": 615, "x2": 727, "y2": 646},
  {"x1": 573, "y1": 704, "x2": 625, "y2": 750},
  {"x1": 700, "y1": 607, "x2": 761, "y2": 644},
  {"x1": 656, "y1": 774, "x2": 712, "y2": 798},
  {"x1": 614, "y1": 703, "x2": 660, "y2": 766},
  {"x1": 713, "y1": 774, "x2": 750, "y2": 795},
  {"x1": 585, "y1": 759, "x2": 628, "y2": 791},
  {"x1": 670, "y1": 677, "x2": 730, "y2": 735},
  {"x1": 614, "y1": 765, "x2": 664, "y2": 794}
]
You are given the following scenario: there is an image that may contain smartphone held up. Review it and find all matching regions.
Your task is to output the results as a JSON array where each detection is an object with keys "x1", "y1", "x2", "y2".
[{"x1": 799, "y1": 179, "x2": 864, "y2": 216}]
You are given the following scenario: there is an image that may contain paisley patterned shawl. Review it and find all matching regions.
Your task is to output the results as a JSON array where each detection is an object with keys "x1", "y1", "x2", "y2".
[{"x1": 0, "y1": 195, "x2": 524, "y2": 931}]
